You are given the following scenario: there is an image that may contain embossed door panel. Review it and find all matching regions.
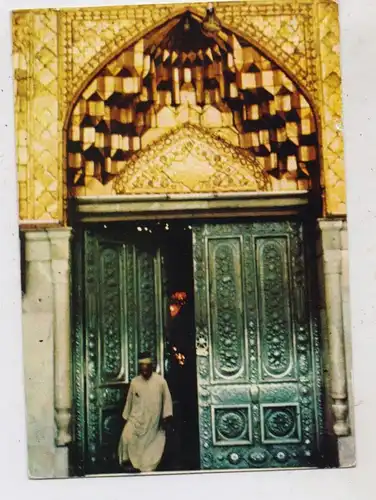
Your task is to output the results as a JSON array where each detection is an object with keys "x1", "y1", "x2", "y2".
[
  {"x1": 73, "y1": 227, "x2": 166, "y2": 475},
  {"x1": 193, "y1": 221, "x2": 323, "y2": 470}
]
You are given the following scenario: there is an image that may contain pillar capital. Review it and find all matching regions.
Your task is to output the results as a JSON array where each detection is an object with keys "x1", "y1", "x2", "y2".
[
  {"x1": 317, "y1": 218, "x2": 345, "y2": 231},
  {"x1": 46, "y1": 227, "x2": 73, "y2": 241},
  {"x1": 23, "y1": 229, "x2": 51, "y2": 262},
  {"x1": 317, "y1": 219, "x2": 345, "y2": 252},
  {"x1": 23, "y1": 229, "x2": 50, "y2": 241},
  {"x1": 22, "y1": 227, "x2": 73, "y2": 262},
  {"x1": 47, "y1": 227, "x2": 73, "y2": 261}
]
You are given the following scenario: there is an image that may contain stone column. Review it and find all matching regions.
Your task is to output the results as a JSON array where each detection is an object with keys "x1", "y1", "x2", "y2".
[
  {"x1": 47, "y1": 228, "x2": 73, "y2": 449},
  {"x1": 338, "y1": 221, "x2": 356, "y2": 465},
  {"x1": 22, "y1": 227, "x2": 73, "y2": 478},
  {"x1": 22, "y1": 230, "x2": 55, "y2": 478},
  {"x1": 340, "y1": 223, "x2": 354, "y2": 423},
  {"x1": 318, "y1": 219, "x2": 349, "y2": 437}
]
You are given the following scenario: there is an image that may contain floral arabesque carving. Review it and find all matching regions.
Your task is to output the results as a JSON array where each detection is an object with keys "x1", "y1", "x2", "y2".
[{"x1": 112, "y1": 125, "x2": 271, "y2": 196}]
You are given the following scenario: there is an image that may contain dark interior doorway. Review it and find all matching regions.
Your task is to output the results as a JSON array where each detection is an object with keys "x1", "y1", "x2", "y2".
[
  {"x1": 159, "y1": 221, "x2": 200, "y2": 471},
  {"x1": 120, "y1": 220, "x2": 200, "y2": 472}
]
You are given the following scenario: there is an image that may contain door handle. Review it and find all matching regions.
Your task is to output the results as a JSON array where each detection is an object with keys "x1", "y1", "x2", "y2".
[{"x1": 249, "y1": 384, "x2": 259, "y2": 404}]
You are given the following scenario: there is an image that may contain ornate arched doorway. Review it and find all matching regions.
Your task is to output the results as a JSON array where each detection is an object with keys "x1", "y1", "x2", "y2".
[
  {"x1": 65, "y1": 7, "x2": 320, "y2": 201},
  {"x1": 68, "y1": 7, "x2": 326, "y2": 475}
]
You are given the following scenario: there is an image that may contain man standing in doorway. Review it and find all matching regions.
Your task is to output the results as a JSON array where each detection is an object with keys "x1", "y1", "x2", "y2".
[{"x1": 118, "y1": 352, "x2": 173, "y2": 473}]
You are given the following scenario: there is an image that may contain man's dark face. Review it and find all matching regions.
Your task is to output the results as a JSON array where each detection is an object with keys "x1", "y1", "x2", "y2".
[{"x1": 139, "y1": 363, "x2": 153, "y2": 380}]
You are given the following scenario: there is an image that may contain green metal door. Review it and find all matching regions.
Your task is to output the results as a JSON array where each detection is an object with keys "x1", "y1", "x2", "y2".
[
  {"x1": 72, "y1": 226, "x2": 166, "y2": 475},
  {"x1": 192, "y1": 220, "x2": 323, "y2": 470}
]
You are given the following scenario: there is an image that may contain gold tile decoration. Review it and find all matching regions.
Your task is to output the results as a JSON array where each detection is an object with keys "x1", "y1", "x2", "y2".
[
  {"x1": 32, "y1": 12, "x2": 60, "y2": 221},
  {"x1": 317, "y1": 1, "x2": 346, "y2": 215},
  {"x1": 215, "y1": 1, "x2": 317, "y2": 93},
  {"x1": 67, "y1": 10, "x2": 317, "y2": 197},
  {"x1": 112, "y1": 124, "x2": 271, "y2": 195},
  {"x1": 61, "y1": 4, "x2": 180, "y2": 106},
  {"x1": 12, "y1": 1, "x2": 347, "y2": 223},
  {"x1": 13, "y1": 12, "x2": 30, "y2": 220},
  {"x1": 13, "y1": 10, "x2": 60, "y2": 221},
  {"x1": 60, "y1": 2, "x2": 318, "y2": 113}
]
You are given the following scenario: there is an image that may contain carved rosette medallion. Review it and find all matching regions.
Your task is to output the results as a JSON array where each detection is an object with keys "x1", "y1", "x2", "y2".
[
  {"x1": 262, "y1": 405, "x2": 300, "y2": 443},
  {"x1": 214, "y1": 407, "x2": 250, "y2": 444},
  {"x1": 266, "y1": 409, "x2": 295, "y2": 438}
]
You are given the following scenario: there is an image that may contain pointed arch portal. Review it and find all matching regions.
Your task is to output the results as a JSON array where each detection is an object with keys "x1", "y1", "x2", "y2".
[
  {"x1": 69, "y1": 6, "x2": 329, "y2": 476},
  {"x1": 66, "y1": 8, "x2": 320, "y2": 204}
]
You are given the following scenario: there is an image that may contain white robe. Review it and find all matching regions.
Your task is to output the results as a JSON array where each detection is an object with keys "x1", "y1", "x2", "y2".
[{"x1": 118, "y1": 373, "x2": 173, "y2": 472}]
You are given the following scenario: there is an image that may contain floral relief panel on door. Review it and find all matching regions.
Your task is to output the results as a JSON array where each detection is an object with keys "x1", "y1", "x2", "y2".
[
  {"x1": 193, "y1": 221, "x2": 323, "y2": 470},
  {"x1": 73, "y1": 227, "x2": 165, "y2": 474}
]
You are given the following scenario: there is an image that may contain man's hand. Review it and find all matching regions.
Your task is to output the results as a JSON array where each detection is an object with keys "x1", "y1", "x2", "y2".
[{"x1": 161, "y1": 416, "x2": 173, "y2": 432}]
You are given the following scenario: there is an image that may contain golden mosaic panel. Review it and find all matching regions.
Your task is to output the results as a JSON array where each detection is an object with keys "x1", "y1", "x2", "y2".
[
  {"x1": 60, "y1": 1, "x2": 317, "y2": 116},
  {"x1": 66, "y1": 11, "x2": 317, "y2": 195},
  {"x1": 317, "y1": 1, "x2": 346, "y2": 214},
  {"x1": 13, "y1": 10, "x2": 60, "y2": 222},
  {"x1": 216, "y1": 1, "x2": 317, "y2": 93},
  {"x1": 13, "y1": 12, "x2": 31, "y2": 220},
  {"x1": 12, "y1": 0, "x2": 347, "y2": 223},
  {"x1": 61, "y1": 5, "x2": 179, "y2": 105}
]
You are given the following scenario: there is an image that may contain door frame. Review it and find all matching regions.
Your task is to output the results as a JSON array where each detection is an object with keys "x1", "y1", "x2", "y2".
[
  {"x1": 69, "y1": 190, "x2": 326, "y2": 476},
  {"x1": 70, "y1": 190, "x2": 314, "y2": 224}
]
